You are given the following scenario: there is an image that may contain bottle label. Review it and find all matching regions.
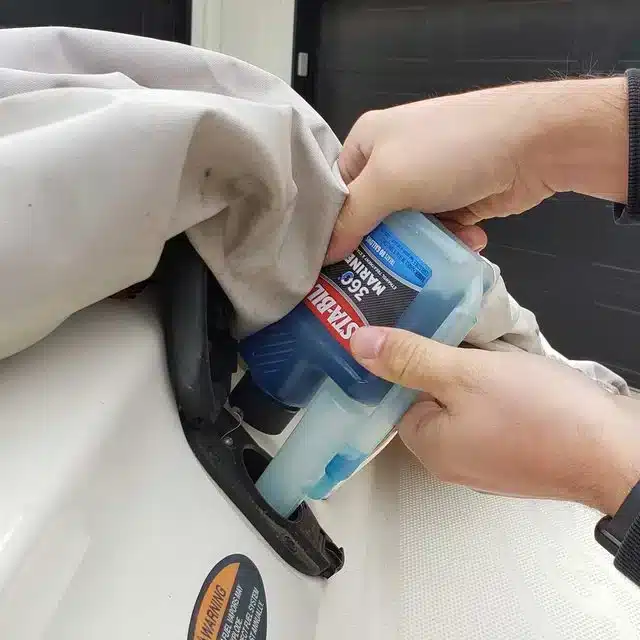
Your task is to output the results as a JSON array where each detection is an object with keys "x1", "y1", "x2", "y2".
[{"x1": 303, "y1": 223, "x2": 432, "y2": 350}]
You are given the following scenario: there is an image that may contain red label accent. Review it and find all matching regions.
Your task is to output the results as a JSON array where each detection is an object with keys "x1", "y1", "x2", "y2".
[{"x1": 303, "y1": 275, "x2": 368, "y2": 351}]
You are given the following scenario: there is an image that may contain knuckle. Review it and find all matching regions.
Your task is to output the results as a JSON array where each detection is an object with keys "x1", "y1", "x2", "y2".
[
  {"x1": 357, "y1": 109, "x2": 383, "y2": 130},
  {"x1": 346, "y1": 110, "x2": 381, "y2": 148},
  {"x1": 385, "y1": 335, "x2": 426, "y2": 388}
]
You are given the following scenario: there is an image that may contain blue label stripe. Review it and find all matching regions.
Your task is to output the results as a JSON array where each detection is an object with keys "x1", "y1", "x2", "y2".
[{"x1": 364, "y1": 223, "x2": 432, "y2": 289}]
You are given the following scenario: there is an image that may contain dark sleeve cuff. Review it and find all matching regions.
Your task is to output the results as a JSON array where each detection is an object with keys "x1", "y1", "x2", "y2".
[
  {"x1": 614, "y1": 513, "x2": 640, "y2": 587},
  {"x1": 614, "y1": 68, "x2": 640, "y2": 225}
]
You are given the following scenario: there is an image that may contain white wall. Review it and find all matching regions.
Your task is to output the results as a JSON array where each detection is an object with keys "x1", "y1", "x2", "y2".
[
  {"x1": 191, "y1": 0, "x2": 296, "y2": 84},
  {"x1": 191, "y1": 0, "x2": 222, "y2": 52}
]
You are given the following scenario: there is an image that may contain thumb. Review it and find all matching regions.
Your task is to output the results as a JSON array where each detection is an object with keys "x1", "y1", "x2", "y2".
[
  {"x1": 350, "y1": 326, "x2": 471, "y2": 402},
  {"x1": 325, "y1": 161, "x2": 395, "y2": 264}
]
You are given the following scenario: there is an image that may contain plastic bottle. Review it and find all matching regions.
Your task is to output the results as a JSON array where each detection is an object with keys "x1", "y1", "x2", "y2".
[{"x1": 239, "y1": 211, "x2": 491, "y2": 517}]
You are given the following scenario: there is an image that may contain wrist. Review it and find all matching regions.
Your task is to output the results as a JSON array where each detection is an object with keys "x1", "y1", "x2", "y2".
[
  {"x1": 584, "y1": 395, "x2": 640, "y2": 516},
  {"x1": 518, "y1": 77, "x2": 629, "y2": 203}
]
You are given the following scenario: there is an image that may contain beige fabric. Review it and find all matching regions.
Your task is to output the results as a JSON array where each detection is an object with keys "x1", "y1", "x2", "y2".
[
  {"x1": 0, "y1": 27, "x2": 629, "y2": 396},
  {"x1": 0, "y1": 26, "x2": 346, "y2": 356}
]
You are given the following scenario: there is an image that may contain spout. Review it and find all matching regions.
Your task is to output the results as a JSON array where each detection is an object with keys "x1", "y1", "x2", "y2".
[{"x1": 255, "y1": 378, "x2": 370, "y2": 517}]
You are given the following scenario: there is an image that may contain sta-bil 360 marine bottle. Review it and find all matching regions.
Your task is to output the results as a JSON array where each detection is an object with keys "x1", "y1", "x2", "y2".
[{"x1": 239, "y1": 210, "x2": 491, "y2": 517}]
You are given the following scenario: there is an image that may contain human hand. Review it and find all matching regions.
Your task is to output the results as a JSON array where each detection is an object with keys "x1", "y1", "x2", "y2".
[
  {"x1": 350, "y1": 326, "x2": 640, "y2": 515},
  {"x1": 327, "y1": 77, "x2": 627, "y2": 263}
]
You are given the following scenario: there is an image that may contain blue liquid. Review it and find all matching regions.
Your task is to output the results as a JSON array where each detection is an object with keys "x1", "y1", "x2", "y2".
[{"x1": 306, "y1": 446, "x2": 368, "y2": 500}]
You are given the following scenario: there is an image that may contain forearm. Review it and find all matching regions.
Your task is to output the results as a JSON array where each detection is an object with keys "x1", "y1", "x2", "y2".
[{"x1": 518, "y1": 76, "x2": 629, "y2": 204}]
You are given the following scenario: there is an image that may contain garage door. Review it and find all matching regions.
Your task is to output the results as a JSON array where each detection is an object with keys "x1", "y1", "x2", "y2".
[{"x1": 294, "y1": 0, "x2": 640, "y2": 389}]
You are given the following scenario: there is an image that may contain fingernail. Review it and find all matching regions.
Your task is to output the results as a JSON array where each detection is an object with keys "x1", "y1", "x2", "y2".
[{"x1": 351, "y1": 327, "x2": 386, "y2": 360}]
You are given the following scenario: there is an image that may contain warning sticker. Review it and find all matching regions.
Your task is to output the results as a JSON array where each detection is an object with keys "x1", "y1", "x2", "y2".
[
  {"x1": 304, "y1": 222, "x2": 432, "y2": 350},
  {"x1": 188, "y1": 554, "x2": 267, "y2": 640}
]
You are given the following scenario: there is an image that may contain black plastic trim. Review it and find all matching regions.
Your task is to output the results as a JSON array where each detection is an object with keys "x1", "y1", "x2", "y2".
[
  {"x1": 183, "y1": 407, "x2": 344, "y2": 578},
  {"x1": 159, "y1": 235, "x2": 344, "y2": 579}
]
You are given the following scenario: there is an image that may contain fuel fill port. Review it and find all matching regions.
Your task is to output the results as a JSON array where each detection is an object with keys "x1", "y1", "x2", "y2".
[{"x1": 158, "y1": 235, "x2": 345, "y2": 579}]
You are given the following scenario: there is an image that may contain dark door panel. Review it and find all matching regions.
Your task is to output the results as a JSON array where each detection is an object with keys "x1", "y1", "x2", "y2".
[
  {"x1": 1, "y1": 0, "x2": 190, "y2": 43},
  {"x1": 298, "y1": 0, "x2": 640, "y2": 387}
]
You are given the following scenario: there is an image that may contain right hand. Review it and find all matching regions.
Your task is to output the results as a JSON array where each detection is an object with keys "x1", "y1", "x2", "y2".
[
  {"x1": 327, "y1": 77, "x2": 627, "y2": 263},
  {"x1": 350, "y1": 326, "x2": 640, "y2": 516}
]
